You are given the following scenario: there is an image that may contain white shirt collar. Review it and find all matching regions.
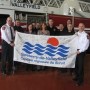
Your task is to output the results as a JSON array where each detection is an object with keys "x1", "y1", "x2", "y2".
[
  {"x1": 78, "y1": 31, "x2": 85, "y2": 35},
  {"x1": 6, "y1": 23, "x2": 11, "y2": 27}
]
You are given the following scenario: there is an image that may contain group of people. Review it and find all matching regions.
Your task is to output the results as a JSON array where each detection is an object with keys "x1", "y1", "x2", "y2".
[{"x1": 0, "y1": 16, "x2": 90, "y2": 86}]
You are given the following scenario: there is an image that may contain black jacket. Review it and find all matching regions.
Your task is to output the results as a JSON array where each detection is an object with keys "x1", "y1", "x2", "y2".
[{"x1": 14, "y1": 26, "x2": 24, "y2": 33}]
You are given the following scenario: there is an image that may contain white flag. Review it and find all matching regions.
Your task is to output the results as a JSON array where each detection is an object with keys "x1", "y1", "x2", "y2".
[{"x1": 14, "y1": 32, "x2": 78, "y2": 68}]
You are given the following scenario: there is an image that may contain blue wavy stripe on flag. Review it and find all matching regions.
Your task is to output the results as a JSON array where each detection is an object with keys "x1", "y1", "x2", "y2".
[
  {"x1": 46, "y1": 48, "x2": 56, "y2": 53},
  {"x1": 23, "y1": 45, "x2": 33, "y2": 51},
  {"x1": 23, "y1": 48, "x2": 43, "y2": 55},
  {"x1": 33, "y1": 50, "x2": 43, "y2": 55},
  {"x1": 58, "y1": 48, "x2": 69, "y2": 53},
  {"x1": 58, "y1": 45, "x2": 69, "y2": 49},
  {"x1": 46, "y1": 45, "x2": 57, "y2": 49},
  {"x1": 23, "y1": 48, "x2": 68, "y2": 57},
  {"x1": 45, "y1": 48, "x2": 69, "y2": 54},
  {"x1": 22, "y1": 48, "x2": 32, "y2": 54},
  {"x1": 22, "y1": 42, "x2": 69, "y2": 57},
  {"x1": 24, "y1": 42, "x2": 69, "y2": 50},
  {"x1": 45, "y1": 51, "x2": 55, "y2": 56},
  {"x1": 57, "y1": 52, "x2": 68, "y2": 57},
  {"x1": 24, "y1": 42, "x2": 34, "y2": 48},
  {"x1": 35, "y1": 44, "x2": 45, "y2": 49},
  {"x1": 34, "y1": 47, "x2": 45, "y2": 52}
]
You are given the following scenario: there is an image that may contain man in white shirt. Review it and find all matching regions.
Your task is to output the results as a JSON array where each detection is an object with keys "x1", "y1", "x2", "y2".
[
  {"x1": 1, "y1": 17, "x2": 15, "y2": 75},
  {"x1": 73, "y1": 23, "x2": 89, "y2": 86}
]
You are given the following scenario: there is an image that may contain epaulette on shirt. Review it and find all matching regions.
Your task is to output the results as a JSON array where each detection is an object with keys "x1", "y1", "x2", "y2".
[{"x1": 1, "y1": 25, "x2": 7, "y2": 30}]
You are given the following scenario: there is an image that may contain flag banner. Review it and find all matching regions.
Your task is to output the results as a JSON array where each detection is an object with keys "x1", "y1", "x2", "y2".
[{"x1": 14, "y1": 32, "x2": 78, "y2": 68}]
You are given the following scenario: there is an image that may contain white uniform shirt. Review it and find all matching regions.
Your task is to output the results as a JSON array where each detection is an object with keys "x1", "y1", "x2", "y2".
[
  {"x1": 1, "y1": 24, "x2": 15, "y2": 44},
  {"x1": 77, "y1": 31, "x2": 89, "y2": 53}
]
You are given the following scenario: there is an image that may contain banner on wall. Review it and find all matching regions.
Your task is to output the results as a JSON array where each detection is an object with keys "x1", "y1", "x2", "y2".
[{"x1": 14, "y1": 32, "x2": 78, "y2": 68}]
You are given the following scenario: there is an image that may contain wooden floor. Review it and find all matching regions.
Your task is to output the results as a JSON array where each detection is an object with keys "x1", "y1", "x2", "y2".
[{"x1": 0, "y1": 54, "x2": 90, "y2": 90}]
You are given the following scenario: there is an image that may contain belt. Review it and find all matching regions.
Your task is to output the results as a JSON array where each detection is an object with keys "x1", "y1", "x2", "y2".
[{"x1": 2, "y1": 40, "x2": 13, "y2": 43}]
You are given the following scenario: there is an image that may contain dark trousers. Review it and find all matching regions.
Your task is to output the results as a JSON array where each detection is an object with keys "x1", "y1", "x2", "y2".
[
  {"x1": 75, "y1": 52, "x2": 85, "y2": 83},
  {"x1": 1, "y1": 40, "x2": 13, "y2": 74}
]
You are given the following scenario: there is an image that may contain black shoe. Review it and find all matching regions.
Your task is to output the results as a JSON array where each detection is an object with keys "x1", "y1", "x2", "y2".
[
  {"x1": 1, "y1": 72, "x2": 6, "y2": 77},
  {"x1": 7, "y1": 71, "x2": 13, "y2": 75},
  {"x1": 76, "y1": 82, "x2": 83, "y2": 86}
]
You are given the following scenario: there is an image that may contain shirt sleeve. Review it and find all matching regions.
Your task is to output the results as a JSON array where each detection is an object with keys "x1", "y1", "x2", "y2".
[
  {"x1": 79, "y1": 35, "x2": 89, "y2": 53},
  {"x1": 1, "y1": 26, "x2": 11, "y2": 44}
]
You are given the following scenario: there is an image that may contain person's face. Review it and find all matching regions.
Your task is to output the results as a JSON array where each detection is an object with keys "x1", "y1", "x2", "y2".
[
  {"x1": 28, "y1": 25, "x2": 33, "y2": 31},
  {"x1": 78, "y1": 23, "x2": 85, "y2": 32},
  {"x1": 48, "y1": 19, "x2": 53, "y2": 26},
  {"x1": 36, "y1": 23, "x2": 40, "y2": 28},
  {"x1": 15, "y1": 21, "x2": 20, "y2": 26},
  {"x1": 67, "y1": 20, "x2": 72, "y2": 25},
  {"x1": 6, "y1": 17, "x2": 12, "y2": 26},
  {"x1": 67, "y1": 24, "x2": 73, "y2": 31},
  {"x1": 59, "y1": 24, "x2": 64, "y2": 30},
  {"x1": 32, "y1": 23, "x2": 36, "y2": 27},
  {"x1": 42, "y1": 23, "x2": 46, "y2": 30}
]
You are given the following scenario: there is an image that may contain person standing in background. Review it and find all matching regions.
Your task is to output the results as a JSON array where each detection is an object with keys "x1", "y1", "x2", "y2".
[
  {"x1": 36, "y1": 22, "x2": 41, "y2": 31},
  {"x1": 56, "y1": 24, "x2": 65, "y2": 36},
  {"x1": 66, "y1": 24, "x2": 75, "y2": 35},
  {"x1": 64, "y1": 19, "x2": 74, "y2": 32},
  {"x1": 32, "y1": 22, "x2": 38, "y2": 34},
  {"x1": 14, "y1": 19, "x2": 24, "y2": 71},
  {"x1": 26, "y1": 24, "x2": 37, "y2": 71},
  {"x1": 47, "y1": 19, "x2": 58, "y2": 36},
  {"x1": 14, "y1": 19, "x2": 24, "y2": 33},
  {"x1": 59, "y1": 24, "x2": 75, "y2": 73},
  {"x1": 38, "y1": 23, "x2": 50, "y2": 35},
  {"x1": 27, "y1": 24, "x2": 37, "y2": 34},
  {"x1": 65, "y1": 24, "x2": 75, "y2": 74},
  {"x1": 37, "y1": 22, "x2": 50, "y2": 70}
]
